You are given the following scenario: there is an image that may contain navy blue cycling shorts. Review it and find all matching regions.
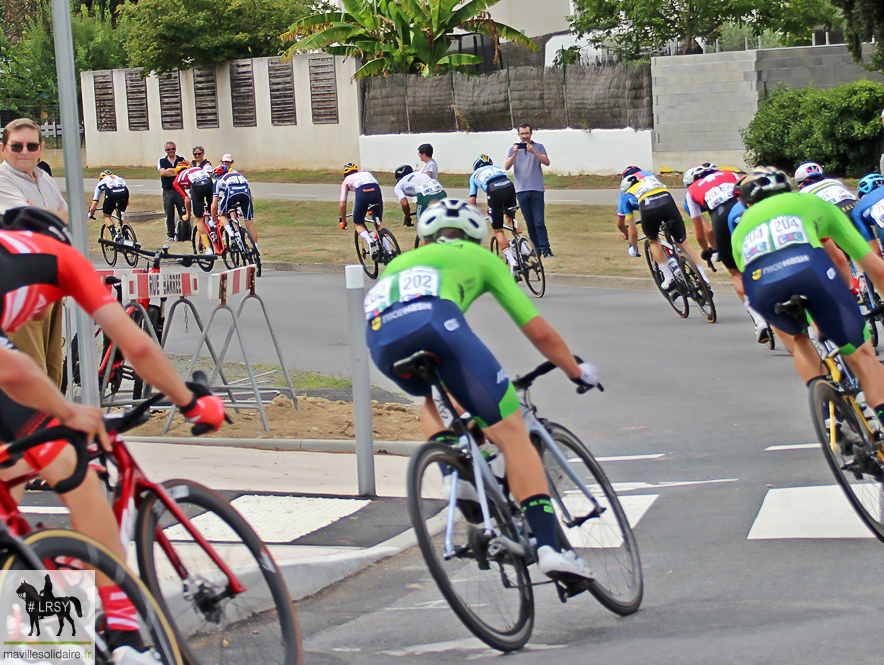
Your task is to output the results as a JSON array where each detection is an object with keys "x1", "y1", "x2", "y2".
[
  {"x1": 353, "y1": 184, "x2": 383, "y2": 227},
  {"x1": 742, "y1": 245, "x2": 868, "y2": 353},
  {"x1": 365, "y1": 297, "x2": 519, "y2": 427}
]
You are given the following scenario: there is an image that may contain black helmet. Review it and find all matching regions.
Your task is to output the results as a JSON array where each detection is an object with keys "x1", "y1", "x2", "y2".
[
  {"x1": 1, "y1": 207, "x2": 71, "y2": 245},
  {"x1": 739, "y1": 167, "x2": 792, "y2": 206},
  {"x1": 394, "y1": 164, "x2": 414, "y2": 181},
  {"x1": 621, "y1": 166, "x2": 642, "y2": 179}
]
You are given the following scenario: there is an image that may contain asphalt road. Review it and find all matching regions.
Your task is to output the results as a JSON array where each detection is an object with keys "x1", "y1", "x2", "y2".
[{"x1": 154, "y1": 268, "x2": 884, "y2": 664}]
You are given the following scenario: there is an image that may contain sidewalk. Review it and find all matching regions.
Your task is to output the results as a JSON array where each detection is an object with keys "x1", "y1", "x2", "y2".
[{"x1": 19, "y1": 440, "x2": 419, "y2": 602}]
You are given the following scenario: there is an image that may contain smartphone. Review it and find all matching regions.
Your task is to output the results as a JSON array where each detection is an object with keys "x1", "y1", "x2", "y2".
[{"x1": 516, "y1": 142, "x2": 527, "y2": 150}]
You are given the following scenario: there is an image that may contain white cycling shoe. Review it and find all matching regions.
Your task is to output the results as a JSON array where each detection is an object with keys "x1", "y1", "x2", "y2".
[
  {"x1": 660, "y1": 275, "x2": 674, "y2": 291},
  {"x1": 537, "y1": 545, "x2": 594, "y2": 582}
]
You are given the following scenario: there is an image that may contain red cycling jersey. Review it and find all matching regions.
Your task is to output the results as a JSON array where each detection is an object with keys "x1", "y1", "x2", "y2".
[
  {"x1": 0, "y1": 231, "x2": 116, "y2": 334},
  {"x1": 685, "y1": 171, "x2": 740, "y2": 217}
]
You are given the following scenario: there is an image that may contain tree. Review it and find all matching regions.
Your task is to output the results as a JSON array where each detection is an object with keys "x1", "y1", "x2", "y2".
[
  {"x1": 831, "y1": 0, "x2": 884, "y2": 74},
  {"x1": 569, "y1": 0, "x2": 840, "y2": 57},
  {"x1": 122, "y1": 0, "x2": 327, "y2": 74},
  {"x1": 281, "y1": 0, "x2": 537, "y2": 78}
]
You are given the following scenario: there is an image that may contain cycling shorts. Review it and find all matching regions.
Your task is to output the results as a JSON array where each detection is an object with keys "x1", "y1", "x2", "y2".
[
  {"x1": 710, "y1": 198, "x2": 739, "y2": 271},
  {"x1": 742, "y1": 245, "x2": 868, "y2": 354},
  {"x1": 353, "y1": 184, "x2": 383, "y2": 227},
  {"x1": 416, "y1": 189, "x2": 447, "y2": 222},
  {"x1": 366, "y1": 297, "x2": 519, "y2": 428},
  {"x1": 219, "y1": 192, "x2": 253, "y2": 221},
  {"x1": 190, "y1": 182, "x2": 214, "y2": 219},
  {"x1": 102, "y1": 190, "x2": 129, "y2": 216},
  {"x1": 486, "y1": 178, "x2": 516, "y2": 230},
  {"x1": 639, "y1": 192, "x2": 686, "y2": 243}
]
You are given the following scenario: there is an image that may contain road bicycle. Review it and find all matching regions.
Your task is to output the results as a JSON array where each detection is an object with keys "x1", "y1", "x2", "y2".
[
  {"x1": 403, "y1": 353, "x2": 642, "y2": 651},
  {"x1": 220, "y1": 210, "x2": 262, "y2": 277},
  {"x1": 351, "y1": 203, "x2": 401, "y2": 279},
  {"x1": 2, "y1": 372, "x2": 302, "y2": 664},
  {"x1": 98, "y1": 212, "x2": 139, "y2": 268},
  {"x1": 488, "y1": 207, "x2": 545, "y2": 298},
  {"x1": 778, "y1": 295, "x2": 884, "y2": 541},
  {"x1": 0, "y1": 430, "x2": 183, "y2": 665},
  {"x1": 189, "y1": 212, "x2": 223, "y2": 273},
  {"x1": 851, "y1": 262, "x2": 883, "y2": 349},
  {"x1": 642, "y1": 218, "x2": 716, "y2": 322}
]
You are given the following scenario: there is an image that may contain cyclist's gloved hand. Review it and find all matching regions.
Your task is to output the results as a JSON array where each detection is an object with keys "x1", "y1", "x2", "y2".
[
  {"x1": 700, "y1": 248, "x2": 715, "y2": 262},
  {"x1": 182, "y1": 381, "x2": 228, "y2": 435},
  {"x1": 403, "y1": 215, "x2": 413, "y2": 228},
  {"x1": 339, "y1": 216, "x2": 347, "y2": 230},
  {"x1": 88, "y1": 212, "x2": 95, "y2": 220},
  {"x1": 571, "y1": 362, "x2": 603, "y2": 393}
]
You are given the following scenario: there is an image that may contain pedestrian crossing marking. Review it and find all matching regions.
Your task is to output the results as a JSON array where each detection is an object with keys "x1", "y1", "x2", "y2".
[{"x1": 748, "y1": 485, "x2": 873, "y2": 539}]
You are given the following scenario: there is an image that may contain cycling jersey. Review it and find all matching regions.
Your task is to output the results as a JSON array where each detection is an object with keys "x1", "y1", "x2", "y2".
[
  {"x1": 799, "y1": 178, "x2": 868, "y2": 241},
  {"x1": 732, "y1": 192, "x2": 869, "y2": 273},
  {"x1": 684, "y1": 171, "x2": 739, "y2": 218},
  {"x1": 852, "y1": 187, "x2": 884, "y2": 236},
  {"x1": 415, "y1": 179, "x2": 446, "y2": 219},
  {"x1": 727, "y1": 200, "x2": 747, "y2": 235},
  {"x1": 214, "y1": 171, "x2": 253, "y2": 220},
  {"x1": 340, "y1": 171, "x2": 379, "y2": 203},
  {"x1": 92, "y1": 174, "x2": 127, "y2": 201},
  {"x1": 617, "y1": 171, "x2": 665, "y2": 217},
  {"x1": 469, "y1": 166, "x2": 509, "y2": 197},
  {"x1": 393, "y1": 172, "x2": 431, "y2": 200},
  {"x1": 173, "y1": 165, "x2": 212, "y2": 199}
]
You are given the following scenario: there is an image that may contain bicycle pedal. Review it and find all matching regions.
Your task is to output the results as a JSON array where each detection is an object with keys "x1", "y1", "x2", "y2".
[{"x1": 553, "y1": 578, "x2": 591, "y2": 603}]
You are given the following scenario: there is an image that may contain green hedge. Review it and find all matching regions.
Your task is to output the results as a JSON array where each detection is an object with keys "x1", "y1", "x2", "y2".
[{"x1": 742, "y1": 80, "x2": 884, "y2": 177}]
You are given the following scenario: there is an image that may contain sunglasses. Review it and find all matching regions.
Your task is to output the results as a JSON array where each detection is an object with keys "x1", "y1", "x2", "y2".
[
  {"x1": 193, "y1": 152, "x2": 204, "y2": 156},
  {"x1": 7, "y1": 142, "x2": 41, "y2": 153},
  {"x1": 165, "y1": 147, "x2": 176, "y2": 152}
]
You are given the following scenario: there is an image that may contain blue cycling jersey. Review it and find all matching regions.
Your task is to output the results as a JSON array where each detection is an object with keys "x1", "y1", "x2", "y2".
[
  {"x1": 852, "y1": 187, "x2": 884, "y2": 235},
  {"x1": 469, "y1": 165, "x2": 508, "y2": 196},
  {"x1": 727, "y1": 200, "x2": 747, "y2": 235},
  {"x1": 616, "y1": 170, "x2": 656, "y2": 216}
]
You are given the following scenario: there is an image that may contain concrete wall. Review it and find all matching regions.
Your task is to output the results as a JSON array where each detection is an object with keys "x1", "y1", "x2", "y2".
[
  {"x1": 487, "y1": 0, "x2": 571, "y2": 37},
  {"x1": 359, "y1": 127, "x2": 652, "y2": 176},
  {"x1": 651, "y1": 44, "x2": 884, "y2": 172},
  {"x1": 81, "y1": 55, "x2": 360, "y2": 170}
]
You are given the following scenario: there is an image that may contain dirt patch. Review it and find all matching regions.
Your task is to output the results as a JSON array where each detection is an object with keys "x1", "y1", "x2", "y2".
[{"x1": 137, "y1": 394, "x2": 423, "y2": 441}]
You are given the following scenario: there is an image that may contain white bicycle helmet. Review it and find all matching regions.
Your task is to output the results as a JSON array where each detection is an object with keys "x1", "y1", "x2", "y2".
[
  {"x1": 417, "y1": 199, "x2": 488, "y2": 245},
  {"x1": 794, "y1": 162, "x2": 824, "y2": 186},
  {"x1": 739, "y1": 167, "x2": 793, "y2": 205},
  {"x1": 620, "y1": 175, "x2": 639, "y2": 194},
  {"x1": 683, "y1": 162, "x2": 718, "y2": 188}
]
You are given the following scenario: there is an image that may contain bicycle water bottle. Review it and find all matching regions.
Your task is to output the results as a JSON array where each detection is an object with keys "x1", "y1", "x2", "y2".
[
  {"x1": 481, "y1": 444, "x2": 507, "y2": 485},
  {"x1": 667, "y1": 256, "x2": 684, "y2": 283},
  {"x1": 857, "y1": 391, "x2": 880, "y2": 434}
]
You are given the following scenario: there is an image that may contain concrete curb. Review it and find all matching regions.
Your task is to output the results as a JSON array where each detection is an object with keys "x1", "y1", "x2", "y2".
[{"x1": 126, "y1": 435, "x2": 422, "y2": 455}]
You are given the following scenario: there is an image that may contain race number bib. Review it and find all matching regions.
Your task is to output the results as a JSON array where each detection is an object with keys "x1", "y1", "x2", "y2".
[
  {"x1": 769, "y1": 215, "x2": 808, "y2": 250},
  {"x1": 741, "y1": 225, "x2": 772, "y2": 264},
  {"x1": 352, "y1": 173, "x2": 376, "y2": 189},
  {"x1": 815, "y1": 183, "x2": 854, "y2": 205},
  {"x1": 418, "y1": 180, "x2": 443, "y2": 196},
  {"x1": 363, "y1": 277, "x2": 393, "y2": 320},
  {"x1": 398, "y1": 267, "x2": 440, "y2": 302},
  {"x1": 703, "y1": 184, "x2": 734, "y2": 209},
  {"x1": 634, "y1": 175, "x2": 663, "y2": 199},
  {"x1": 870, "y1": 201, "x2": 884, "y2": 228}
]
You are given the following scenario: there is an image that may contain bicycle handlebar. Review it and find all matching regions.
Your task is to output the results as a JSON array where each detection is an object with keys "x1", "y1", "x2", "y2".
[{"x1": 511, "y1": 355, "x2": 602, "y2": 394}]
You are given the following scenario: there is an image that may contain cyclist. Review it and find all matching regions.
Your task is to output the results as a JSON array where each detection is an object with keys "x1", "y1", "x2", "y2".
[
  {"x1": 853, "y1": 173, "x2": 884, "y2": 242},
  {"x1": 87, "y1": 169, "x2": 129, "y2": 225},
  {"x1": 732, "y1": 168, "x2": 884, "y2": 420},
  {"x1": 619, "y1": 166, "x2": 710, "y2": 290},
  {"x1": 363, "y1": 198, "x2": 599, "y2": 584},
  {"x1": 0, "y1": 206, "x2": 226, "y2": 663},
  {"x1": 615, "y1": 166, "x2": 643, "y2": 257},
  {"x1": 468, "y1": 155, "x2": 519, "y2": 272},
  {"x1": 212, "y1": 163, "x2": 258, "y2": 249},
  {"x1": 339, "y1": 162, "x2": 385, "y2": 259},
  {"x1": 174, "y1": 161, "x2": 217, "y2": 253},
  {"x1": 393, "y1": 164, "x2": 437, "y2": 227}
]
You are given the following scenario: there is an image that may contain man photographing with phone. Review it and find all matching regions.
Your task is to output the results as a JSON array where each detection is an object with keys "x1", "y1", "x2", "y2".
[{"x1": 504, "y1": 123, "x2": 553, "y2": 258}]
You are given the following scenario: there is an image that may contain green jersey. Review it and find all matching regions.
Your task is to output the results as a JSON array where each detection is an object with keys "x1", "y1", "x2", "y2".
[
  {"x1": 362, "y1": 240, "x2": 539, "y2": 326},
  {"x1": 731, "y1": 192, "x2": 870, "y2": 273}
]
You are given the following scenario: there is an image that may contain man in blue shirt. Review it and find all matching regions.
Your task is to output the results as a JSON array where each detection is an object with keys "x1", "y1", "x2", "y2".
[
  {"x1": 505, "y1": 123, "x2": 553, "y2": 258},
  {"x1": 157, "y1": 141, "x2": 187, "y2": 241}
]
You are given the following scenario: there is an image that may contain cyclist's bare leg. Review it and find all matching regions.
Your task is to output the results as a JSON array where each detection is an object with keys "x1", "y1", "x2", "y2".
[
  {"x1": 245, "y1": 219, "x2": 258, "y2": 244},
  {"x1": 791, "y1": 332, "x2": 825, "y2": 383},
  {"x1": 844, "y1": 341, "x2": 884, "y2": 407},
  {"x1": 675, "y1": 241, "x2": 709, "y2": 279},
  {"x1": 868, "y1": 238, "x2": 883, "y2": 260},
  {"x1": 648, "y1": 237, "x2": 668, "y2": 266},
  {"x1": 483, "y1": 410, "x2": 548, "y2": 500}
]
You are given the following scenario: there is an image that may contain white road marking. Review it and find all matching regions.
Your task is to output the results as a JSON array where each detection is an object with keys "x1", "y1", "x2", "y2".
[
  {"x1": 19, "y1": 506, "x2": 69, "y2": 514},
  {"x1": 764, "y1": 443, "x2": 819, "y2": 451},
  {"x1": 595, "y1": 453, "x2": 665, "y2": 462},
  {"x1": 748, "y1": 485, "x2": 875, "y2": 539},
  {"x1": 378, "y1": 637, "x2": 566, "y2": 656},
  {"x1": 612, "y1": 478, "x2": 738, "y2": 492}
]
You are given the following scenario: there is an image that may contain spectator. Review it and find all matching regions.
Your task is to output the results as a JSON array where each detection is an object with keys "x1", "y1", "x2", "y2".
[
  {"x1": 157, "y1": 141, "x2": 187, "y2": 241},
  {"x1": 0, "y1": 117, "x2": 68, "y2": 389},
  {"x1": 504, "y1": 123, "x2": 553, "y2": 258},
  {"x1": 221, "y1": 153, "x2": 234, "y2": 168},
  {"x1": 418, "y1": 144, "x2": 438, "y2": 180},
  {"x1": 191, "y1": 145, "x2": 211, "y2": 169}
]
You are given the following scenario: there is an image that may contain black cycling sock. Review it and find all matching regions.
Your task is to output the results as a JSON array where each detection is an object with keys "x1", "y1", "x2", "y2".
[{"x1": 520, "y1": 494, "x2": 560, "y2": 552}]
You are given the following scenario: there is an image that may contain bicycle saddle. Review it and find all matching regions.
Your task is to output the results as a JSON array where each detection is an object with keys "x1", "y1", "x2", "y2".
[{"x1": 392, "y1": 350, "x2": 441, "y2": 379}]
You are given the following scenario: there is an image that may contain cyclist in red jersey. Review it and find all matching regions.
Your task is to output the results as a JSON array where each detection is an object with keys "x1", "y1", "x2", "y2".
[{"x1": 0, "y1": 207, "x2": 227, "y2": 663}]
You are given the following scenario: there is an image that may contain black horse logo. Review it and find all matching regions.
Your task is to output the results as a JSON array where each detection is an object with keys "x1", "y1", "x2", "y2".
[{"x1": 16, "y1": 574, "x2": 82, "y2": 637}]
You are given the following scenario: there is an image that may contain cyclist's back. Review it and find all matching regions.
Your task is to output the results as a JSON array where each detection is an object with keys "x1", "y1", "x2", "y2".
[
  {"x1": 469, "y1": 164, "x2": 509, "y2": 196},
  {"x1": 394, "y1": 171, "x2": 431, "y2": 200},
  {"x1": 341, "y1": 170, "x2": 379, "y2": 201}
]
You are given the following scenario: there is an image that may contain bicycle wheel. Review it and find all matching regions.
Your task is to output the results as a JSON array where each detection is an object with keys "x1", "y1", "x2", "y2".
[
  {"x1": 135, "y1": 479, "x2": 301, "y2": 665},
  {"x1": 407, "y1": 442, "x2": 534, "y2": 652},
  {"x1": 191, "y1": 227, "x2": 215, "y2": 273},
  {"x1": 354, "y1": 230, "x2": 379, "y2": 279},
  {"x1": 121, "y1": 223, "x2": 139, "y2": 267},
  {"x1": 765, "y1": 325, "x2": 776, "y2": 350},
  {"x1": 809, "y1": 378, "x2": 884, "y2": 542},
  {"x1": 678, "y1": 252, "x2": 716, "y2": 323},
  {"x1": 221, "y1": 231, "x2": 239, "y2": 270},
  {"x1": 378, "y1": 228, "x2": 401, "y2": 268},
  {"x1": 516, "y1": 236, "x2": 545, "y2": 298},
  {"x1": 644, "y1": 239, "x2": 688, "y2": 318},
  {"x1": 237, "y1": 227, "x2": 262, "y2": 277},
  {"x1": 132, "y1": 304, "x2": 162, "y2": 400},
  {"x1": 1, "y1": 529, "x2": 183, "y2": 665},
  {"x1": 489, "y1": 236, "x2": 503, "y2": 258},
  {"x1": 537, "y1": 422, "x2": 643, "y2": 615},
  {"x1": 100, "y1": 223, "x2": 118, "y2": 266}
]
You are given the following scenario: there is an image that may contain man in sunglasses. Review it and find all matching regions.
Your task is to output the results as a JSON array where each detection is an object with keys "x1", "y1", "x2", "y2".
[
  {"x1": 157, "y1": 141, "x2": 187, "y2": 242},
  {"x1": 0, "y1": 118, "x2": 68, "y2": 393}
]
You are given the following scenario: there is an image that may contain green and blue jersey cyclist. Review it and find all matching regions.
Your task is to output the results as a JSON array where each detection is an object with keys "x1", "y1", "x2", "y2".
[
  {"x1": 468, "y1": 155, "x2": 521, "y2": 272},
  {"x1": 732, "y1": 168, "x2": 884, "y2": 422},
  {"x1": 362, "y1": 197, "x2": 600, "y2": 584}
]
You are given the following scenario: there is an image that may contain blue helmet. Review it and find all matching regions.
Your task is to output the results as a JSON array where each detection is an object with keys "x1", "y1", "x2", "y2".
[
  {"x1": 858, "y1": 173, "x2": 884, "y2": 197},
  {"x1": 472, "y1": 154, "x2": 492, "y2": 171}
]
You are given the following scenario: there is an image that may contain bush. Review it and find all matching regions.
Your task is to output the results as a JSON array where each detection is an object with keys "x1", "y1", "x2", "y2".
[{"x1": 742, "y1": 80, "x2": 884, "y2": 177}]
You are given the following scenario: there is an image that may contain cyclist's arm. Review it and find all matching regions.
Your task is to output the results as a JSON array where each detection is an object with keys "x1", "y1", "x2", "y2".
[
  {"x1": 858, "y1": 252, "x2": 884, "y2": 294},
  {"x1": 173, "y1": 175, "x2": 187, "y2": 200},
  {"x1": 88, "y1": 184, "x2": 101, "y2": 216},
  {"x1": 520, "y1": 317, "x2": 581, "y2": 380}
]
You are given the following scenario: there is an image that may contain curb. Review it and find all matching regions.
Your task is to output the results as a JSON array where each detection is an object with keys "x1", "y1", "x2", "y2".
[{"x1": 126, "y1": 435, "x2": 422, "y2": 456}]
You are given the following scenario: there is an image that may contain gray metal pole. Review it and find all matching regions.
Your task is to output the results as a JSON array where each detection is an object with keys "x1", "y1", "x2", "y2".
[
  {"x1": 51, "y1": 0, "x2": 100, "y2": 407},
  {"x1": 345, "y1": 265, "x2": 375, "y2": 497}
]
